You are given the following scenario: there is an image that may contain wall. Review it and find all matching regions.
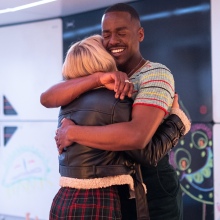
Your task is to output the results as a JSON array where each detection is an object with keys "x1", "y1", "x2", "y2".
[
  {"x1": 0, "y1": 0, "x2": 219, "y2": 219},
  {"x1": 0, "y1": 19, "x2": 63, "y2": 220}
]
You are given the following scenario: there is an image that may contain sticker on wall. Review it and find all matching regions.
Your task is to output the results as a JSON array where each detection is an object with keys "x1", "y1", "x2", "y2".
[
  {"x1": 4, "y1": 126, "x2": 17, "y2": 146},
  {"x1": 3, "y1": 95, "x2": 17, "y2": 115}
]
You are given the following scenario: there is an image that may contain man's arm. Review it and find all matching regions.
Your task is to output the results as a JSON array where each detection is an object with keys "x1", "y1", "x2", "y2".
[
  {"x1": 56, "y1": 105, "x2": 165, "y2": 152},
  {"x1": 125, "y1": 113, "x2": 189, "y2": 166},
  {"x1": 40, "y1": 71, "x2": 133, "y2": 108}
]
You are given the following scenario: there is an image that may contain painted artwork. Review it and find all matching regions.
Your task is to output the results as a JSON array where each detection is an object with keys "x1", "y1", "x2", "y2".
[
  {"x1": 0, "y1": 122, "x2": 60, "y2": 218},
  {"x1": 170, "y1": 123, "x2": 214, "y2": 219}
]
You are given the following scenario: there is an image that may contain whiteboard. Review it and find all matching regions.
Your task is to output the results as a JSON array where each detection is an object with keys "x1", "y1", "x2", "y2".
[
  {"x1": 0, "y1": 19, "x2": 62, "y2": 220},
  {"x1": 0, "y1": 19, "x2": 62, "y2": 121}
]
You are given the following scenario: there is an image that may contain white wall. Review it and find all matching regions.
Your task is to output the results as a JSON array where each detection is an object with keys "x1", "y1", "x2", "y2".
[
  {"x1": 0, "y1": 19, "x2": 63, "y2": 220},
  {"x1": 211, "y1": 0, "x2": 220, "y2": 123},
  {"x1": 214, "y1": 124, "x2": 220, "y2": 220}
]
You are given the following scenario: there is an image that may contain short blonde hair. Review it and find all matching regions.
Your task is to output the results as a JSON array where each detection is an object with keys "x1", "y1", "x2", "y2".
[{"x1": 62, "y1": 35, "x2": 117, "y2": 79}]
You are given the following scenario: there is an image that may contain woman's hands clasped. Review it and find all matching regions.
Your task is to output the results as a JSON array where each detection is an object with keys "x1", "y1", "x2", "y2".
[{"x1": 96, "y1": 71, "x2": 134, "y2": 100}]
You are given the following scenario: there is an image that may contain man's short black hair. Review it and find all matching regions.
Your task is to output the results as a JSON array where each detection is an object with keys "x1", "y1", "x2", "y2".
[{"x1": 104, "y1": 3, "x2": 140, "y2": 22}]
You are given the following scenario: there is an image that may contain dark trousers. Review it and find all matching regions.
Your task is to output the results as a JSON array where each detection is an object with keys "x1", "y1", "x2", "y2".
[{"x1": 119, "y1": 155, "x2": 183, "y2": 220}]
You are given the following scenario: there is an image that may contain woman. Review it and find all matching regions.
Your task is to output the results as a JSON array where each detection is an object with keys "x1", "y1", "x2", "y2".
[{"x1": 49, "y1": 35, "x2": 190, "y2": 220}]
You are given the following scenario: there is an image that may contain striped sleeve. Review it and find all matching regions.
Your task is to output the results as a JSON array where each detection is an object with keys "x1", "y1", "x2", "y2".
[{"x1": 133, "y1": 62, "x2": 175, "y2": 114}]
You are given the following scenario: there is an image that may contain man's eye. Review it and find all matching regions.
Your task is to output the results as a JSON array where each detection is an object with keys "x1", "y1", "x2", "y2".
[
  {"x1": 102, "y1": 34, "x2": 110, "y2": 39},
  {"x1": 118, "y1": 33, "x2": 126, "y2": 36}
]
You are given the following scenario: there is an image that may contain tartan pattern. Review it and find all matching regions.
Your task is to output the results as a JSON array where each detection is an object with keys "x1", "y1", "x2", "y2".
[{"x1": 49, "y1": 186, "x2": 122, "y2": 220}]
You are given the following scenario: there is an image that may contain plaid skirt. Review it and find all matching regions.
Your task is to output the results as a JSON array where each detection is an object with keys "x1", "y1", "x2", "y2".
[{"x1": 49, "y1": 186, "x2": 122, "y2": 220}]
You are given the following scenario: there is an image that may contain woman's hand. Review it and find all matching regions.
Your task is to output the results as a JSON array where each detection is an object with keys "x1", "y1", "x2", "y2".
[{"x1": 96, "y1": 71, "x2": 134, "y2": 100}]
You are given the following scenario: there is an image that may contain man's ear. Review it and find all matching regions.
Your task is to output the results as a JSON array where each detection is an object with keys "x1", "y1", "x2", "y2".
[{"x1": 138, "y1": 27, "x2": 144, "y2": 42}]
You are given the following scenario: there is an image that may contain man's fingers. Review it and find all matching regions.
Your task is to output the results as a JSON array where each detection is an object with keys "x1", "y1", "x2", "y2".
[
  {"x1": 172, "y1": 93, "x2": 179, "y2": 108},
  {"x1": 58, "y1": 145, "x2": 63, "y2": 154}
]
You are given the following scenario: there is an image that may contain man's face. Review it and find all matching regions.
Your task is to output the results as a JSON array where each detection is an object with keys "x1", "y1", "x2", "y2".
[{"x1": 101, "y1": 11, "x2": 144, "y2": 69}]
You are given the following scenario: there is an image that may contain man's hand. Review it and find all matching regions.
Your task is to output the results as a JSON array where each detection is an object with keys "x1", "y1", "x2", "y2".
[
  {"x1": 96, "y1": 71, "x2": 134, "y2": 100},
  {"x1": 55, "y1": 118, "x2": 75, "y2": 154},
  {"x1": 172, "y1": 93, "x2": 179, "y2": 109}
]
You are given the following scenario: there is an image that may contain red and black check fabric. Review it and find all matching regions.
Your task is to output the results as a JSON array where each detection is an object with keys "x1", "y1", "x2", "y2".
[{"x1": 49, "y1": 186, "x2": 122, "y2": 220}]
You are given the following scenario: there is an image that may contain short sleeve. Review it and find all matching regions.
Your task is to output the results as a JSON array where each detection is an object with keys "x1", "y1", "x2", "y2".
[{"x1": 132, "y1": 62, "x2": 175, "y2": 114}]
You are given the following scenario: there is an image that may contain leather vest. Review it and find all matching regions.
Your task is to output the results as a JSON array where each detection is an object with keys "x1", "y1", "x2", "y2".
[
  {"x1": 58, "y1": 87, "x2": 185, "y2": 220},
  {"x1": 58, "y1": 88, "x2": 133, "y2": 173}
]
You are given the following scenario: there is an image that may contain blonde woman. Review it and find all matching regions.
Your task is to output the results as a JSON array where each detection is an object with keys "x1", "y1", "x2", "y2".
[{"x1": 48, "y1": 35, "x2": 190, "y2": 220}]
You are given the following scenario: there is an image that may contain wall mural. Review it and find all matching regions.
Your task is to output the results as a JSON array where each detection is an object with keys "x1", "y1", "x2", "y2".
[
  {"x1": 170, "y1": 102, "x2": 213, "y2": 219},
  {"x1": 171, "y1": 124, "x2": 213, "y2": 198}
]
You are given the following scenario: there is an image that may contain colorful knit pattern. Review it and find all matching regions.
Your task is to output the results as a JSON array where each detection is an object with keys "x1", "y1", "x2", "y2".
[{"x1": 130, "y1": 61, "x2": 175, "y2": 114}]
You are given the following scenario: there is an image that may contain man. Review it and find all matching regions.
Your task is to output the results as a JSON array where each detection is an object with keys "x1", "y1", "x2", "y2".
[{"x1": 41, "y1": 3, "x2": 189, "y2": 220}]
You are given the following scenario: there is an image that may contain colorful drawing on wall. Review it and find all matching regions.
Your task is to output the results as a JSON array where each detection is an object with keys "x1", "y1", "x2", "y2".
[
  {"x1": 1, "y1": 147, "x2": 50, "y2": 189},
  {"x1": 170, "y1": 123, "x2": 213, "y2": 205},
  {"x1": 0, "y1": 122, "x2": 60, "y2": 219}
]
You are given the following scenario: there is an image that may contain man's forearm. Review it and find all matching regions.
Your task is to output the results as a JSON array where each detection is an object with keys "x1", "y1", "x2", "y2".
[
  {"x1": 40, "y1": 74, "x2": 99, "y2": 108},
  {"x1": 56, "y1": 104, "x2": 165, "y2": 153},
  {"x1": 62, "y1": 120, "x2": 161, "y2": 152}
]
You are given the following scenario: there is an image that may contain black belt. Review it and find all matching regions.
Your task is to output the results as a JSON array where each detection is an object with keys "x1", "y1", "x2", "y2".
[
  {"x1": 60, "y1": 164, "x2": 150, "y2": 220},
  {"x1": 59, "y1": 164, "x2": 134, "y2": 178}
]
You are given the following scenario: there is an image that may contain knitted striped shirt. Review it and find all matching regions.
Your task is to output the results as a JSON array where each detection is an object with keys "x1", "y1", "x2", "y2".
[{"x1": 130, "y1": 61, "x2": 175, "y2": 115}]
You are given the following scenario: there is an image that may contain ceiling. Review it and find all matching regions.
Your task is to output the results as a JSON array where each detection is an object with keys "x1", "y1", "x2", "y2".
[{"x1": 0, "y1": 0, "x2": 135, "y2": 27}]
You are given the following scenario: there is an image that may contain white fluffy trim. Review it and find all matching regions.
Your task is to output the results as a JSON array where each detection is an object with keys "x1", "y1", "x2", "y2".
[
  {"x1": 60, "y1": 175, "x2": 146, "y2": 199},
  {"x1": 170, "y1": 108, "x2": 191, "y2": 135}
]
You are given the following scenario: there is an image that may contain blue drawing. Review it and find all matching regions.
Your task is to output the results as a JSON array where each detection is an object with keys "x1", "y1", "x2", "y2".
[{"x1": 1, "y1": 146, "x2": 51, "y2": 188}]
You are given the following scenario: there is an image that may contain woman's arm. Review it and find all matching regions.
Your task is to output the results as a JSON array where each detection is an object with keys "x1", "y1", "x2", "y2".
[
  {"x1": 40, "y1": 74, "x2": 100, "y2": 108},
  {"x1": 40, "y1": 71, "x2": 133, "y2": 108}
]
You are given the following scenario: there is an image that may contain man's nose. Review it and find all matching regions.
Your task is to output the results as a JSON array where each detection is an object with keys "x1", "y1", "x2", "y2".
[{"x1": 109, "y1": 34, "x2": 120, "y2": 45}]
